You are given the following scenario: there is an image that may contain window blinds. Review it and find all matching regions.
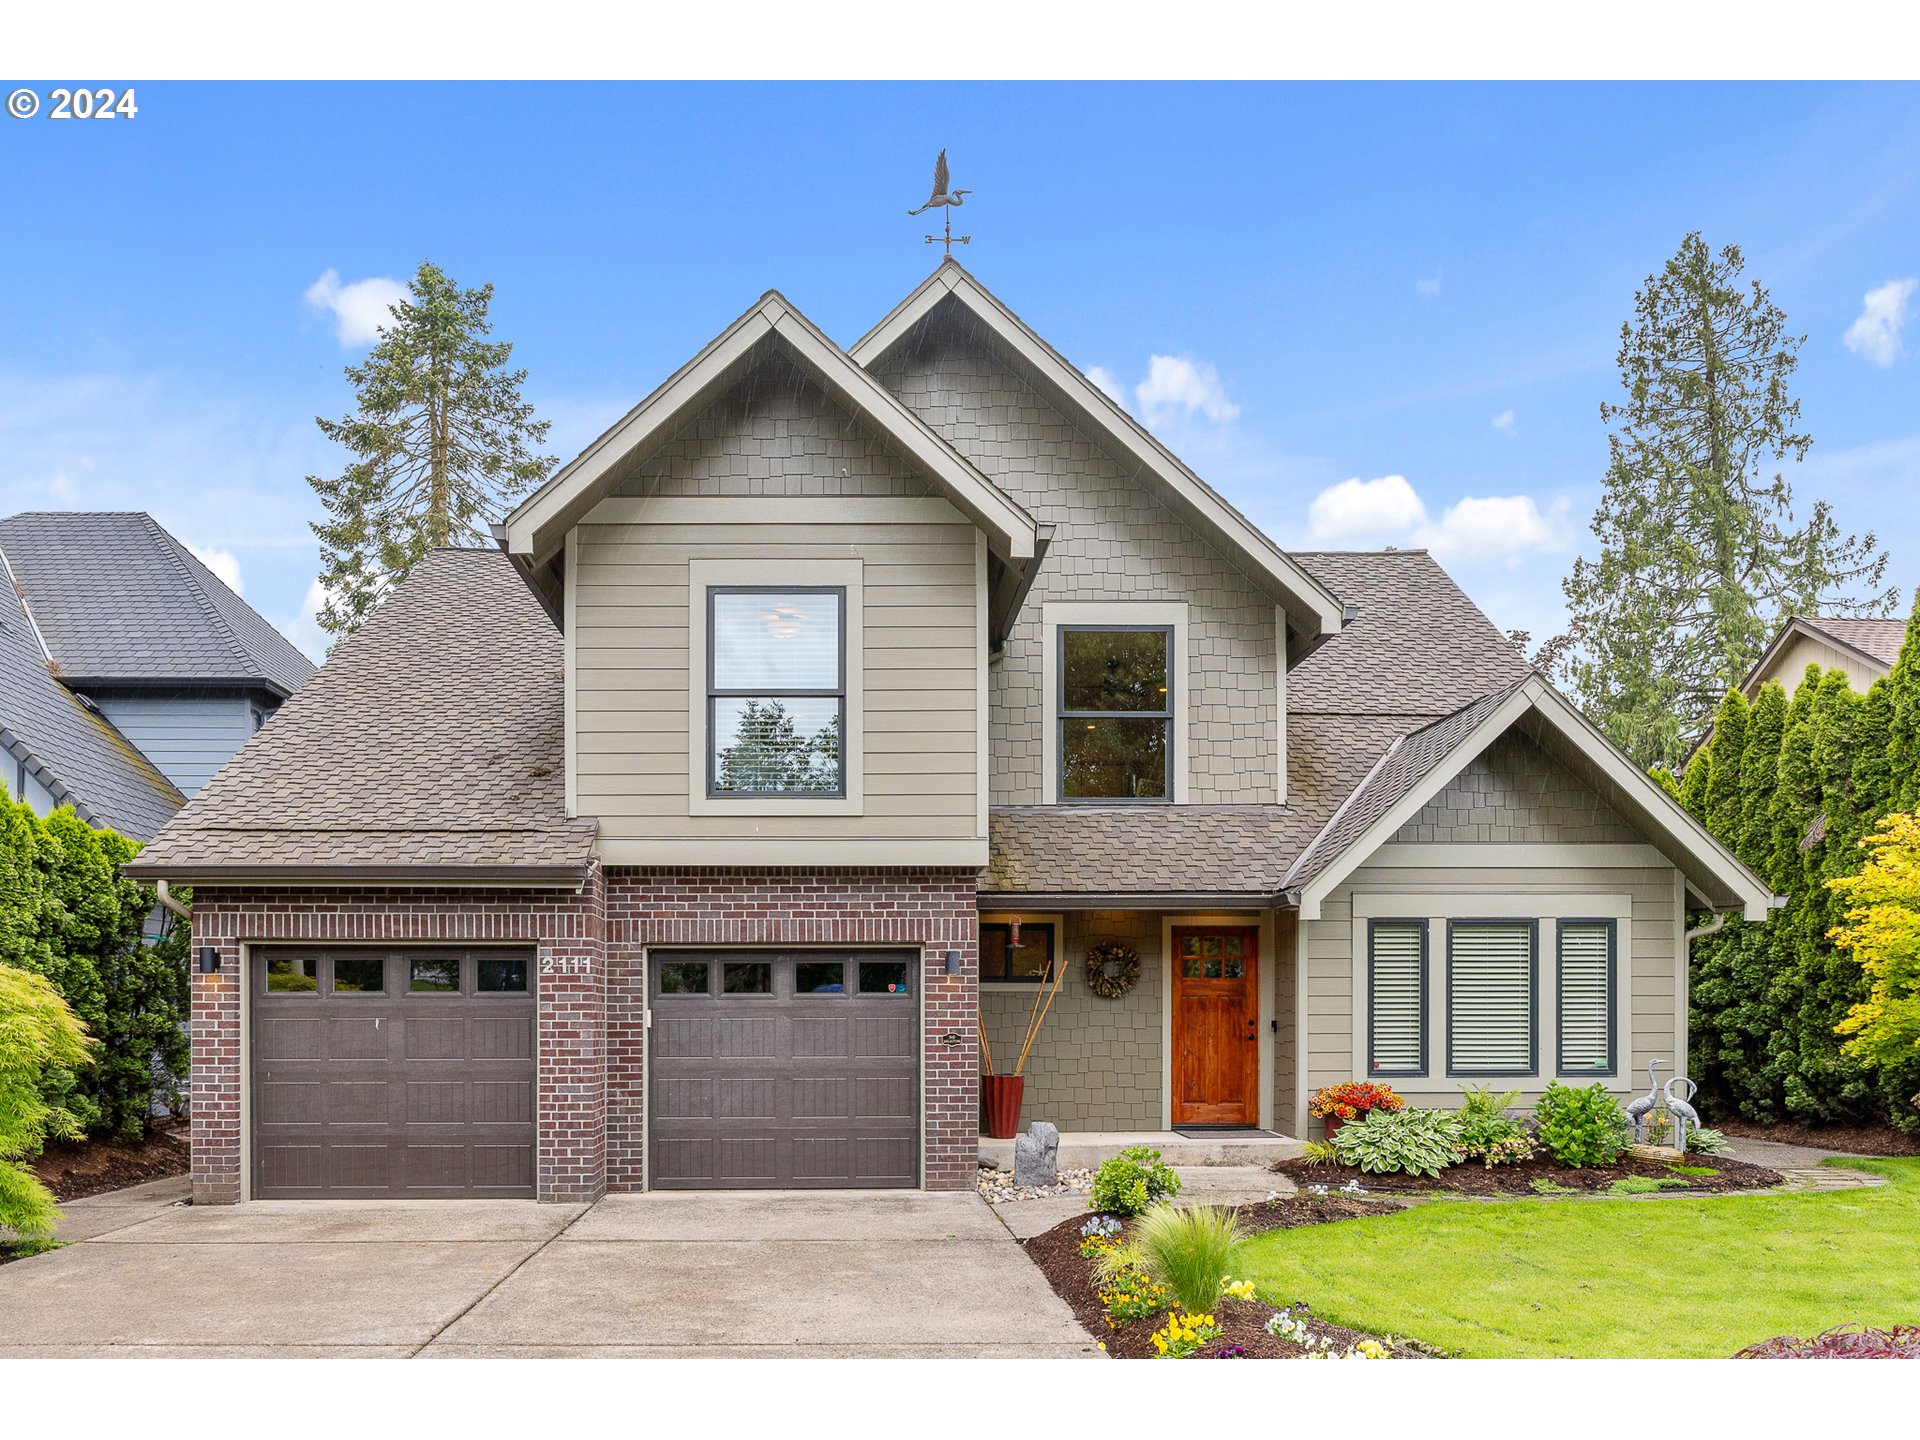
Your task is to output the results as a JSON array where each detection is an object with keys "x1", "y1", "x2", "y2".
[
  {"x1": 1557, "y1": 922, "x2": 1615, "y2": 1074},
  {"x1": 1448, "y1": 923, "x2": 1534, "y2": 1073},
  {"x1": 1368, "y1": 922, "x2": 1426, "y2": 1075}
]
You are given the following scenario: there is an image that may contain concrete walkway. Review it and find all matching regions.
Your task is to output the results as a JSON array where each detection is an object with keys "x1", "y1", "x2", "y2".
[{"x1": 0, "y1": 1188, "x2": 1096, "y2": 1359}]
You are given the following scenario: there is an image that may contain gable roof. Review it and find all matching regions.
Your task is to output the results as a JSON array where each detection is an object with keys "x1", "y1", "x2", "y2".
[
  {"x1": 1282, "y1": 675, "x2": 1778, "y2": 922},
  {"x1": 1741, "y1": 613, "x2": 1908, "y2": 695},
  {"x1": 125, "y1": 548, "x2": 594, "y2": 886},
  {"x1": 0, "y1": 548, "x2": 184, "y2": 839},
  {"x1": 502, "y1": 290, "x2": 1039, "y2": 571},
  {"x1": 0, "y1": 512, "x2": 316, "y2": 697},
  {"x1": 850, "y1": 260, "x2": 1347, "y2": 645}
]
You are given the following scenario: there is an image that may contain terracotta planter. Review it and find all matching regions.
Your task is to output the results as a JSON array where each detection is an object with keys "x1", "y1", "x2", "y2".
[
  {"x1": 982, "y1": 1074, "x2": 1026, "y2": 1139},
  {"x1": 1322, "y1": 1113, "x2": 1345, "y2": 1141}
]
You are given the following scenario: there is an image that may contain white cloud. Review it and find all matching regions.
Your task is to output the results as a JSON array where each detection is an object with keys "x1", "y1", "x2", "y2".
[
  {"x1": 1084, "y1": 366, "x2": 1131, "y2": 410},
  {"x1": 281, "y1": 576, "x2": 336, "y2": 664},
  {"x1": 47, "y1": 470, "x2": 77, "y2": 501},
  {"x1": 1491, "y1": 409, "x2": 1516, "y2": 432},
  {"x1": 1416, "y1": 272, "x2": 1443, "y2": 298},
  {"x1": 1307, "y1": 474, "x2": 1429, "y2": 546},
  {"x1": 303, "y1": 268, "x2": 408, "y2": 348},
  {"x1": 186, "y1": 543, "x2": 244, "y2": 595},
  {"x1": 1135, "y1": 354, "x2": 1240, "y2": 426},
  {"x1": 1305, "y1": 473, "x2": 1571, "y2": 566},
  {"x1": 1844, "y1": 278, "x2": 1918, "y2": 366}
]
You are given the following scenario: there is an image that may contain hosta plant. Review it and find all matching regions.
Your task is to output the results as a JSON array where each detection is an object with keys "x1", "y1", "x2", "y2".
[
  {"x1": 1684, "y1": 1126, "x2": 1731, "y2": 1156},
  {"x1": 1329, "y1": 1107, "x2": 1461, "y2": 1177}
]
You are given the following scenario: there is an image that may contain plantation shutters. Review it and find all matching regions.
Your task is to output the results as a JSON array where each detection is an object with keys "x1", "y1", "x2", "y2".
[
  {"x1": 1367, "y1": 921, "x2": 1427, "y2": 1076},
  {"x1": 1556, "y1": 921, "x2": 1616, "y2": 1075},
  {"x1": 1447, "y1": 922, "x2": 1536, "y2": 1074}
]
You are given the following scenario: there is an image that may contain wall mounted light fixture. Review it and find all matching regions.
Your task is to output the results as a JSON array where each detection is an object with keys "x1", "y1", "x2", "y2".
[
  {"x1": 943, "y1": 949, "x2": 962, "y2": 975},
  {"x1": 196, "y1": 947, "x2": 221, "y2": 974}
]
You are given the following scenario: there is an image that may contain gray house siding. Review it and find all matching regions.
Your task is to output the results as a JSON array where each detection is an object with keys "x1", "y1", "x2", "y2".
[
  {"x1": 1393, "y1": 732, "x2": 1642, "y2": 845},
  {"x1": 88, "y1": 692, "x2": 262, "y2": 798},
  {"x1": 873, "y1": 332, "x2": 1280, "y2": 806}
]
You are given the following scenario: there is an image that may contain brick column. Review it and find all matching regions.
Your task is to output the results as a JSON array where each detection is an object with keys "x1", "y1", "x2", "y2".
[
  {"x1": 537, "y1": 864, "x2": 607, "y2": 1203},
  {"x1": 921, "y1": 927, "x2": 981, "y2": 1190},
  {"x1": 187, "y1": 927, "x2": 243, "y2": 1205}
]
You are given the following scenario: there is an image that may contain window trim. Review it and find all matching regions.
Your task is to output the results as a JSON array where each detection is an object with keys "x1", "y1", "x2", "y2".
[
  {"x1": 1366, "y1": 919, "x2": 1428, "y2": 1078},
  {"x1": 1444, "y1": 918, "x2": 1539, "y2": 1078},
  {"x1": 978, "y1": 920, "x2": 1057, "y2": 985},
  {"x1": 704, "y1": 584, "x2": 848, "y2": 801},
  {"x1": 1555, "y1": 918, "x2": 1618, "y2": 1078},
  {"x1": 685, "y1": 558, "x2": 864, "y2": 817},
  {"x1": 1054, "y1": 620, "x2": 1177, "y2": 806}
]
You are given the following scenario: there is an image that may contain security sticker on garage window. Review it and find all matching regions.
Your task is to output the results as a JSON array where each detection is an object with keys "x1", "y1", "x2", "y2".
[{"x1": 858, "y1": 960, "x2": 911, "y2": 995}]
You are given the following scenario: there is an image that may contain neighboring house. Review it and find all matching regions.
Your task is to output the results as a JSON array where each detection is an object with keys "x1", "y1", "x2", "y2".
[
  {"x1": 1739, "y1": 614, "x2": 1908, "y2": 698},
  {"x1": 0, "y1": 512, "x2": 316, "y2": 828},
  {"x1": 126, "y1": 263, "x2": 1774, "y2": 1206}
]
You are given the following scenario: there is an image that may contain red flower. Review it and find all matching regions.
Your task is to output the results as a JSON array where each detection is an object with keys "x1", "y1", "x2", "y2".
[{"x1": 1308, "y1": 1081, "x2": 1407, "y2": 1119}]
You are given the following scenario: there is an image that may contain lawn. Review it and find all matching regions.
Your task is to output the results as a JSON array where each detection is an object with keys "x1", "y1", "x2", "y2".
[{"x1": 1236, "y1": 1159, "x2": 1920, "y2": 1358}]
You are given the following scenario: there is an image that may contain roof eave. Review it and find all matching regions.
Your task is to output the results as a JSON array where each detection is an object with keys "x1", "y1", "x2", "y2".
[
  {"x1": 119, "y1": 860, "x2": 593, "y2": 890},
  {"x1": 977, "y1": 889, "x2": 1280, "y2": 911}
]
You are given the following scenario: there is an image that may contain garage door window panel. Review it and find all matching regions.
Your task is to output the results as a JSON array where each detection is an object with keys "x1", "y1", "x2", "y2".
[
  {"x1": 265, "y1": 954, "x2": 319, "y2": 993},
  {"x1": 332, "y1": 956, "x2": 385, "y2": 994},
  {"x1": 477, "y1": 957, "x2": 528, "y2": 993},
  {"x1": 658, "y1": 960, "x2": 710, "y2": 994},
  {"x1": 410, "y1": 956, "x2": 460, "y2": 993}
]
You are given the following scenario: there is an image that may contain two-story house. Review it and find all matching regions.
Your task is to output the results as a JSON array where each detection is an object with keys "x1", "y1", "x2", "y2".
[
  {"x1": 2, "y1": 510, "x2": 316, "y2": 837},
  {"x1": 127, "y1": 263, "x2": 1774, "y2": 1205}
]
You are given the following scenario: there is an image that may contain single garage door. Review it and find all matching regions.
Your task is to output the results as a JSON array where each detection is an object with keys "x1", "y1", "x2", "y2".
[
  {"x1": 649, "y1": 949, "x2": 919, "y2": 1189},
  {"x1": 251, "y1": 947, "x2": 537, "y2": 1199}
]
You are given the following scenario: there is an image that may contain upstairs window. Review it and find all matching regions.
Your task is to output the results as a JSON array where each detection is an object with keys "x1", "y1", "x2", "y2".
[
  {"x1": 1058, "y1": 626, "x2": 1172, "y2": 802},
  {"x1": 707, "y1": 588, "x2": 845, "y2": 798}
]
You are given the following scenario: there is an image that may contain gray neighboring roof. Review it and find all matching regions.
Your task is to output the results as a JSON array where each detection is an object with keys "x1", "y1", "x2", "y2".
[
  {"x1": 985, "y1": 550, "x2": 1533, "y2": 901},
  {"x1": 1798, "y1": 616, "x2": 1908, "y2": 667},
  {"x1": 0, "y1": 562, "x2": 184, "y2": 839},
  {"x1": 126, "y1": 548, "x2": 595, "y2": 886},
  {"x1": 0, "y1": 512, "x2": 317, "y2": 696}
]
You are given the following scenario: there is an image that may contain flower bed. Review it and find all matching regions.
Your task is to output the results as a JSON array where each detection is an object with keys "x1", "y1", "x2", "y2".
[
  {"x1": 1273, "y1": 1150, "x2": 1784, "y2": 1197},
  {"x1": 1735, "y1": 1322, "x2": 1920, "y2": 1358},
  {"x1": 1022, "y1": 1195, "x2": 1422, "y2": 1360}
]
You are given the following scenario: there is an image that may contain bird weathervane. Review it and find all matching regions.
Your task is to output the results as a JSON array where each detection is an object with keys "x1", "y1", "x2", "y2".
[{"x1": 908, "y1": 148, "x2": 971, "y2": 257}]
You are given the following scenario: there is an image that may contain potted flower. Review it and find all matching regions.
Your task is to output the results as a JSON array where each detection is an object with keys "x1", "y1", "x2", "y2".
[
  {"x1": 978, "y1": 942, "x2": 1068, "y2": 1139},
  {"x1": 1308, "y1": 1081, "x2": 1405, "y2": 1139}
]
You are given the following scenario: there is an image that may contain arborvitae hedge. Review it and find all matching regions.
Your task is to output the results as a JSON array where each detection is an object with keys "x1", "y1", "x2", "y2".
[
  {"x1": 1680, "y1": 597, "x2": 1920, "y2": 1133},
  {"x1": 0, "y1": 793, "x2": 187, "y2": 1139}
]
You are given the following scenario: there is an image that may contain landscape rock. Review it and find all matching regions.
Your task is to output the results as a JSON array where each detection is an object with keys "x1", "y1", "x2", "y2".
[{"x1": 1014, "y1": 1121, "x2": 1060, "y2": 1188}]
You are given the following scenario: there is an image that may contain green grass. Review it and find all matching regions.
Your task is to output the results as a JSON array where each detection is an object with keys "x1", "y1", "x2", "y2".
[{"x1": 1239, "y1": 1159, "x2": 1920, "y2": 1358}]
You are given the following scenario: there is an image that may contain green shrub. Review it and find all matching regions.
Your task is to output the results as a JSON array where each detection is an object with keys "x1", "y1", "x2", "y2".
[
  {"x1": 1089, "y1": 1145, "x2": 1181, "y2": 1216},
  {"x1": 1097, "y1": 1202, "x2": 1245, "y2": 1313},
  {"x1": 0, "y1": 797, "x2": 187, "y2": 1140},
  {"x1": 0, "y1": 965, "x2": 95, "y2": 1250},
  {"x1": 1330, "y1": 1107, "x2": 1461, "y2": 1177},
  {"x1": 1452, "y1": 1086, "x2": 1536, "y2": 1167},
  {"x1": 1534, "y1": 1082, "x2": 1631, "y2": 1168}
]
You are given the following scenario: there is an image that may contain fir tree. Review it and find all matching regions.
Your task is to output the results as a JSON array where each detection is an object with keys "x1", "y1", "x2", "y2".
[
  {"x1": 1701, "y1": 688, "x2": 1749, "y2": 847},
  {"x1": 1561, "y1": 234, "x2": 1893, "y2": 770},
  {"x1": 1888, "y1": 591, "x2": 1920, "y2": 813},
  {"x1": 307, "y1": 261, "x2": 555, "y2": 642}
]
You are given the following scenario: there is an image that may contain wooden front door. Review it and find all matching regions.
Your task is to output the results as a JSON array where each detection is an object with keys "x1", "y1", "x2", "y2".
[{"x1": 1171, "y1": 926, "x2": 1260, "y2": 1126}]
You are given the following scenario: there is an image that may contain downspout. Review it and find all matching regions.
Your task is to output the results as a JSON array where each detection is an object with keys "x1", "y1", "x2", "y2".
[
  {"x1": 155, "y1": 878, "x2": 192, "y2": 924},
  {"x1": 1684, "y1": 912, "x2": 1726, "y2": 942}
]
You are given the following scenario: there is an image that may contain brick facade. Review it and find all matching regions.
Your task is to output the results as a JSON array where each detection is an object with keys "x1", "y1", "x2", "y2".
[{"x1": 187, "y1": 865, "x2": 979, "y2": 1203}]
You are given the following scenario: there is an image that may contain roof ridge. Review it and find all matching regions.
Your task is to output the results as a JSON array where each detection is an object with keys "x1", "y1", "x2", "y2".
[{"x1": 145, "y1": 514, "x2": 259, "y2": 678}]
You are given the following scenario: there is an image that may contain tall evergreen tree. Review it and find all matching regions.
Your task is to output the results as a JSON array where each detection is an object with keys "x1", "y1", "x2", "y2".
[
  {"x1": 1561, "y1": 234, "x2": 1894, "y2": 770},
  {"x1": 1887, "y1": 591, "x2": 1920, "y2": 813},
  {"x1": 1738, "y1": 682, "x2": 1789, "y2": 864},
  {"x1": 1851, "y1": 676, "x2": 1897, "y2": 831},
  {"x1": 1700, "y1": 688, "x2": 1749, "y2": 847},
  {"x1": 307, "y1": 261, "x2": 555, "y2": 641}
]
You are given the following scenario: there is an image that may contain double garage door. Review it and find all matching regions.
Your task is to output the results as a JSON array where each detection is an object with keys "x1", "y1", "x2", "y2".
[{"x1": 251, "y1": 946, "x2": 919, "y2": 1197}]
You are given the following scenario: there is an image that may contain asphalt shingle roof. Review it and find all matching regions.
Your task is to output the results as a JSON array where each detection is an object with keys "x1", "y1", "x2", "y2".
[
  {"x1": 1797, "y1": 615, "x2": 1908, "y2": 668},
  {"x1": 126, "y1": 548, "x2": 595, "y2": 883},
  {"x1": 0, "y1": 512, "x2": 317, "y2": 695},
  {"x1": 0, "y1": 567, "x2": 184, "y2": 839}
]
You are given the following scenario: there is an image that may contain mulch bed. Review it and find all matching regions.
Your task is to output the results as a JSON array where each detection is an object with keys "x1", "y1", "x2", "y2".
[
  {"x1": 1024, "y1": 1198, "x2": 1423, "y2": 1360},
  {"x1": 31, "y1": 1124, "x2": 190, "y2": 1202},
  {"x1": 1272, "y1": 1151, "x2": 1783, "y2": 1196},
  {"x1": 1715, "y1": 1117, "x2": 1920, "y2": 1158}
]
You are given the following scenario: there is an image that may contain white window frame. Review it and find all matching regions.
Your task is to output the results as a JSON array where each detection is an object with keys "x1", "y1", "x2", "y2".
[
  {"x1": 1348, "y1": 892, "x2": 1633, "y2": 1101},
  {"x1": 1041, "y1": 600, "x2": 1189, "y2": 806},
  {"x1": 686, "y1": 557, "x2": 864, "y2": 817}
]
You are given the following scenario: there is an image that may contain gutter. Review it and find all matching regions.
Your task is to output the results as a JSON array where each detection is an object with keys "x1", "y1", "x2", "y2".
[
  {"x1": 977, "y1": 890, "x2": 1280, "y2": 912},
  {"x1": 155, "y1": 878, "x2": 192, "y2": 923},
  {"x1": 122, "y1": 862, "x2": 593, "y2": 891}
]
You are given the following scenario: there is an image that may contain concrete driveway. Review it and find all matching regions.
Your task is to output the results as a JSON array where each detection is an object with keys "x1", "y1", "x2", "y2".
[{"x1": 0, "y1": 1179, "x2": 1096, "y2": 1359}]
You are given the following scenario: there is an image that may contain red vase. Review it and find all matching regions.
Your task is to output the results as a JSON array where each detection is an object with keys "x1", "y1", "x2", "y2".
[
  {"x1": 1322, "y1": 1113, "x2": 1345, "y2": 1141},
  {"x1": 982, "y1": 1074, "x2": 1026, "y2": 1139}
]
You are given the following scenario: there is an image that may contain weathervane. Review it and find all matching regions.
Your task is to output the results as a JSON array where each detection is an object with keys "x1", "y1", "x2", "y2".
[{"x1": 908, "y1": 148, "x2": 971, "y2": 257}]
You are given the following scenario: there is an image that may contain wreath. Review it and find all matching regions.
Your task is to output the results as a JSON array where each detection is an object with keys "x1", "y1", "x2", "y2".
[{"x1": 1084, "y1": 940, "x2": 1142, "y2": 1000}]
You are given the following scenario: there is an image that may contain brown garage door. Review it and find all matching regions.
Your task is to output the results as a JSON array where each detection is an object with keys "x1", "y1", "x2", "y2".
[
  {"x1": 649, "y1": 950, "x2": 919, "y2": 1189},
  {"x1": 251, "y1": 947, "x2": 537, "y2": 1199}
]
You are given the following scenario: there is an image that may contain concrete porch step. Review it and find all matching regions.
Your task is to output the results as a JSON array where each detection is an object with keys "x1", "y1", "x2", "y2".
[{"x1": 978, "y1": 1129, "x2": 1304, "y2": 1170}]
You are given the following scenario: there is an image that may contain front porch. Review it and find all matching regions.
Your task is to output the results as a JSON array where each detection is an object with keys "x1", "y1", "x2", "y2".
[{"x1": 977, "y1": 1129, "x2": 1305, "y2": 1170}]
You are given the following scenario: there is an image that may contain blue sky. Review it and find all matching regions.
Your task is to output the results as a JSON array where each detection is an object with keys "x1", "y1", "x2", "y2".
[{"x1": 3, "y1": 80, "x2": 1918, "y2": 658}]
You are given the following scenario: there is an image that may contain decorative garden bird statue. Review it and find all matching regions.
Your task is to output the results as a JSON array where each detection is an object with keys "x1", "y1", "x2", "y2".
[
  {"x1": 1663, "y1": 1076, "x2": 1702, "y2": 1150},
  {"x1": 1626, "y1": 1058, "x2": 1667, "y2": 1141},
  {"x1": 907, "y1": 149, "x2": 970, "y2": 215}
]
